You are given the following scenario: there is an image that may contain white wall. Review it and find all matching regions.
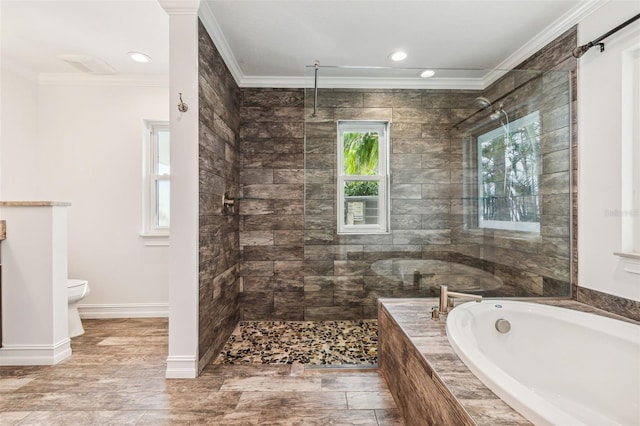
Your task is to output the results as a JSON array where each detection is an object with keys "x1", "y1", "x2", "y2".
[
  {"x1": 160, "y1": 0, "x2": 201, "y2": 378},
  {"x1": 0, "y1": 204, "x2": 71, "y2": 366},
  {"x1": 37, "y1": 82, "x2": 170, "y2": 315},
  {"x1": 578, "y1": 1, "x2": 640, "y2": 301},
  {"x1": 0, "y1": 64, "x2": 40, "y2": 199}
]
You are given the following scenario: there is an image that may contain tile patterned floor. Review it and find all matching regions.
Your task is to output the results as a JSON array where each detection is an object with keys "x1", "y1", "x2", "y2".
[
  {"x1": 214, "y1": 320, "x2": 378, "y2": 365},
  {"x1": 0, "y1": 318, "x2": 403, "y2": 425}
]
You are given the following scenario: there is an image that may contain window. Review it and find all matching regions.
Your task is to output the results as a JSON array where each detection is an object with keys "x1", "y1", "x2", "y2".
[
  {"x1": 477, "y1": 111, "x2": 540, "y2": 233},
  {"x1": 142, "y1": 121, "x2": 170, "y2": 241},
  {"x1": 337, "y1": 121, "x2": 389, "y2": 234},
  {"x1": 633, "y1": 49, "x2": 640, "y2": 253},
  {"x1": 620, "y1": 47, "x2": 640, "y2": 255}
]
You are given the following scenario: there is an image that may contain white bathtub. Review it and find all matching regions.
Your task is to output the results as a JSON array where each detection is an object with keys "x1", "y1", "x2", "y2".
[{"x1": 446, "y1": 300, "x2": 640, "y2": 426}]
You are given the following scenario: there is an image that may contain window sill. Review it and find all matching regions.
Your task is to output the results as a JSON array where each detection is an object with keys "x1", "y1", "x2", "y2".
[
  {"x1": 464, "y1": 227, "x2": 541, "y2": 240},
  {"x1": 140, "y1": 233, "x2": 170, "y2": 247},
  {"x1": 337, "y1": 230, "x2": 391, "y2": 236},
  {"x1": 614, "y1": 252, "x2": 640, "y2": 260},
  {"x1": 614, "y1": 252, "x2": 640, "y2": 275}
]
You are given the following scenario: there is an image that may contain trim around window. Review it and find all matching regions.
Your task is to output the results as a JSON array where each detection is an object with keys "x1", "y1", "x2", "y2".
[
  {"x1": 477, "y1": 111, "x2": 541, "y2": 234},
  {"x1": 620, "y1": 47, "x2": 640, "y2": 256},
  {"x1": 337, "y1": 121, "x2": 390, "y2": 235},
  {"x1": 141, "y1": 120, "x2": 170, "y2": 245}
]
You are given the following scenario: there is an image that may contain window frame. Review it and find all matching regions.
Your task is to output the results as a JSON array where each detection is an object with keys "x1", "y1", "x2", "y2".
[
  {"x1": 619, "y1": 46, "x2": 640, "y2": 256},
  {"x1": 477, "y1": 111, "x2": 541, "y2": 233},
  {"x1": 336, "y1": 120, "x2": 390, "y2": 235},
  {"x1": 141, "y1": 120, "x2": 170, "y2": 243},
  {"x1": 634, "y1": 49, "x2": 640, "y2": 253}
]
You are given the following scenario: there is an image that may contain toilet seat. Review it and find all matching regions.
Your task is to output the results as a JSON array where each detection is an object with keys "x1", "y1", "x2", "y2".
[{"x1": 68, "y1": 279, "x2": 88, "y2": 288}]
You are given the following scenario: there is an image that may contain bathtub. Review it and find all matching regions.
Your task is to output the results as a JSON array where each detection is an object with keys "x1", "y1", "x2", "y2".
[
  {"x1": 446, "y1": 300, "x2": 640, "y2": 426},
  {"x1": 370, "y1": 258, "x2": 503, "y2": 291}
]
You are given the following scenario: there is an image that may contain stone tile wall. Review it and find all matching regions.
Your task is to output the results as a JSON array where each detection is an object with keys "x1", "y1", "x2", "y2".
[
  {"x1": 199, "y1": 23, "x2": 638, "y2": 325},
  {"x1": 303, "y1": 89, "x2": 480, "y2": 320},
  {"x1": 198, "y1": 20, "x2": 241, "y2": 368},
  {"x1": 234, "y1": 30, "x2": 577, "y2": 321},
  {"x1": 452, "y1": 27, "x2": 577, "y2": 296},
  {"x1": 453, "y1": 28, "x2": 577, "y2": 296},
  {"x1": 238, "y1": 89, "x2": 306, "y2": 320},
  {"x1": 577, "y1": 287, "x2": 640, "y2": 321}
]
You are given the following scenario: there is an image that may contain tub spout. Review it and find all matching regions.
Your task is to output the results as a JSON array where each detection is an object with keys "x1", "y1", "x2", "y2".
[{"x1": 439, "y1": 285, "x2": 482, "y2": 314}]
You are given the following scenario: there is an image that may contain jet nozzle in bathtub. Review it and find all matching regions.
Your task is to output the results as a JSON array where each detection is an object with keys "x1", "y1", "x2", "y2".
[
  {"x1": 439, "y1": 285, "x2": 482, "y2": 314},
  {"x1": 495, "y1": 318, "x2": 511, "y2": 333}
]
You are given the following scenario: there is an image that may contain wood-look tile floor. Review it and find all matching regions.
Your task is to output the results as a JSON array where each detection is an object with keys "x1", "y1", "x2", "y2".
[{"x1": 0, "y1": 319, "x2": 403, "y2": 425}]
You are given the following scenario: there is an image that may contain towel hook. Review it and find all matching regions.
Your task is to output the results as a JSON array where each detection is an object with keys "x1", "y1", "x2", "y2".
[{"x1": 177, "y1": 93, "x2": 188, "y2": 112}]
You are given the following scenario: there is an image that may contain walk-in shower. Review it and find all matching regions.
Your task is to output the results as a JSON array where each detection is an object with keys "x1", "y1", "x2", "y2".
[{"x1": 302, "y1": 65, "x2": 573, "y2": 320}]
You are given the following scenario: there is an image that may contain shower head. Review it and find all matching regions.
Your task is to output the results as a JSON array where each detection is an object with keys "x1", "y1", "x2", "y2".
[
  {"x1": 475, "y1": 97, "x2": 492, "y2": 110},
  {"x1": 476, "y1": 96, "x2": 509, "y2": 127}
]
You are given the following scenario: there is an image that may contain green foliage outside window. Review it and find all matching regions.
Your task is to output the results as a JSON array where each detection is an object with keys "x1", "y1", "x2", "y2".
[
  {"x1": 345, "y1": 181, "x2": 379, "y2": 196},
  {"x1": 479, "y1": 112, "x2": 540, "y2": 224},
  {"x1": 343, "y1": 132, "x2": 379, "y2": 175}
]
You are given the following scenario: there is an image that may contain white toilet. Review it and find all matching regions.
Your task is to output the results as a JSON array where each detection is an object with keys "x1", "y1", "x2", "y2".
[{"x1": 68, "y1": 279, "x2": 90, "y2": 337}]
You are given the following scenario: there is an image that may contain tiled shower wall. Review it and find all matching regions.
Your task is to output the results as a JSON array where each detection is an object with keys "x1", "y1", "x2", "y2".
[
  {"x1": 302, "y1": 89, "x2": 482, "y2": 320},
  {"x1": 198, "y1": 20, "x2": 241, "y2": 368},
  {"x1": 238, "y1": 89, "x2": 306, "y2": 320},
  {"x1": 236, "y1": 30, "x2": 576, "y2": 321},
  {"x1": 453, "y1": 27, "x2": 577, "y2": 296},
  {"x1": 197, "y1": 22, "x2": 638, "y2": 324}
]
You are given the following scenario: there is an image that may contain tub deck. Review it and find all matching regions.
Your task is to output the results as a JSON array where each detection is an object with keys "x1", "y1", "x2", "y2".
[{"x1": 378, "y1": 298, "x2": 635, "y2": 426}]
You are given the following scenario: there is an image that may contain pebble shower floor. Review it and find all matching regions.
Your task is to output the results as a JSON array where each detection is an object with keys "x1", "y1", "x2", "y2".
[{"x1": 214, "y1": 320, "x2": 378, "y2": 365}]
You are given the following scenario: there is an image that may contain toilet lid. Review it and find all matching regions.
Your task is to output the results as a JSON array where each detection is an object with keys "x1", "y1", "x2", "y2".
[{"x1": 68, "y1": 279, "x2": 88, "y2": 288}]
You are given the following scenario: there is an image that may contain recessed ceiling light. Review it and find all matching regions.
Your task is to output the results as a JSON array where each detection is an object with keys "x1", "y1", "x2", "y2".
[
  {"x1": 420, "y1": 69, "x2": 436, "y2": 78},
  {"x1": 389, "y1": 51, "x2": 407, "y2": 62},
  {"x1": 127, "y1": 51, "x2": 151, "y2": 63}
]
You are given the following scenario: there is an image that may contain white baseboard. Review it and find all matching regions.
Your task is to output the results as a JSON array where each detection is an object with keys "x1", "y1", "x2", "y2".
[
  {"x1": 165, "y1": 355, "x2": 198, "y2": 378},
  {"x1": 0, "y1": 339, "x2": 71, "y2": 366},
  {"x1": 78, "y1": 303, "x2": 169, "y2": 319}
]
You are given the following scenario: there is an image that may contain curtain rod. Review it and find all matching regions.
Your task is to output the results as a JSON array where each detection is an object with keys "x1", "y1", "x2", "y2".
[{"x1": 573, "y1": 13, "x2": 640, "y2": 58}]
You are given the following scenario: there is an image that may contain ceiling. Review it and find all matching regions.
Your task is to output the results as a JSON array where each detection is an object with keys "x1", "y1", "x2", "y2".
[
  {"x1": 2, "y1": 0, "x2": 602, "y2": 87},
  {"x1": 1, "y1": 0, "x2": 169, "y2": 80}
]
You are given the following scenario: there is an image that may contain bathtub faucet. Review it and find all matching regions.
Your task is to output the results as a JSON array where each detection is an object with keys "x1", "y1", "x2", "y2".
[{"x1": 438, "y1": 285, "x2": 482, "y2": 314}]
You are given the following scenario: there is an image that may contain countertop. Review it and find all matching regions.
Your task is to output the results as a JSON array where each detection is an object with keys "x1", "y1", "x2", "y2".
[{"x1": 0, "y1": 201, "x2": 71, "y2": 207}]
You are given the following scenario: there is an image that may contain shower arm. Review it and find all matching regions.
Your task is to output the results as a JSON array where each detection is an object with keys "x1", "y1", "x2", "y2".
[{"x1": 312, "y1": 61, "x2": 319, "y2": 117}]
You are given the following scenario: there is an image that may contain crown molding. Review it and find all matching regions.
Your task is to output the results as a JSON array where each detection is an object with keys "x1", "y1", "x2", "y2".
[
  {"x1": 239, "y1": 75, "x2": 484, "y2": 90},
  {"x1": 158, "y1": 0, "x2": 200, "y2": 15},
  {"x1": 483, "y1": 0, "x2": 608, "y2": 87},
  {"x1": 38, "y1": 73, "x2": 169, "y2": 87},
  {"x1": 198, "y1": 4, "x2": 482, "y2": 90},
  {"x1": 198, "y1": 1, "x2": 244, "y2": 86},
  {"x1": 199, "y1": 0, "x2": 608, "y2": 90},
  {"x1": 1, "y1": 57, "x2": 38, "y2": 82}
]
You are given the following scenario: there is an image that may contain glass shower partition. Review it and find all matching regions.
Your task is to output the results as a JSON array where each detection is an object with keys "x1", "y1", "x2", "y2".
[{"x1": 303, "y1": 66, "x2": 573, "y2": 320}]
